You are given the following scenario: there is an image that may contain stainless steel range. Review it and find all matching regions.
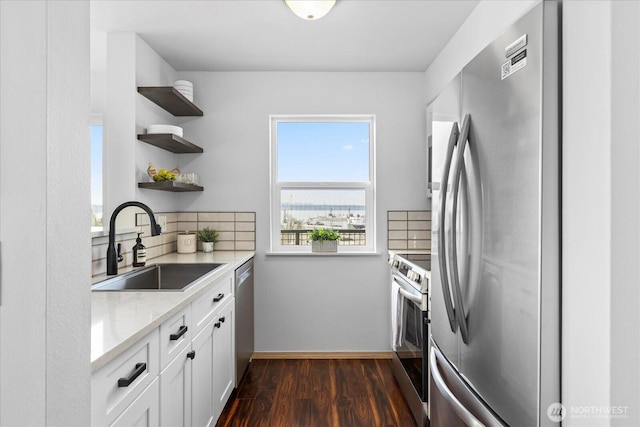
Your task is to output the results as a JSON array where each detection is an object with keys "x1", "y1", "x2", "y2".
[{"x1": 389, "y1": 251, "x2": 431, "y2": 427}]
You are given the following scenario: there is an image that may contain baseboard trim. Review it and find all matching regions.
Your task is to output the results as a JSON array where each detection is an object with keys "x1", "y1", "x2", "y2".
[{"x1": 251, "y1": 351, "x2": 392, "y2": 360}]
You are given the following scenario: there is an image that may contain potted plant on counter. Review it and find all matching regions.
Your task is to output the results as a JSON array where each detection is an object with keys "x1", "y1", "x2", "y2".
[
  {"x1": 197, "y1": 227, "x2": 219, "y2": 253},
  {"x1": 308, "y1": 228, "x2": 341, "y2": 253}
]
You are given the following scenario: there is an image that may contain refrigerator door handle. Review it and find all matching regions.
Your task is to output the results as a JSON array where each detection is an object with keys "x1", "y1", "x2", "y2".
[
  {"x1": 430, "y1": 346, "x2": 485, "y2": 427},
  {"x1": 438, "y1": 121, "x2": 460, "y2": 333},
  {"x1": 449, "y1": 114, "x2": 471, "y2": 344}
]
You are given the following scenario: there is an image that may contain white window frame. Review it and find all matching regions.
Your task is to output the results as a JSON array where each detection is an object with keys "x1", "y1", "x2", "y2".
[{"x1": 269, "y1": 114, "x2": 376, "y2": 254}]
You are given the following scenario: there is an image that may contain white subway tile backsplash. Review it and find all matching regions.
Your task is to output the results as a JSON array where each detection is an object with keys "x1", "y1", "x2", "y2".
[
  {"x1": 388, "y1": 211, "x2": 408, "y2": 221},
  {"x1": 198, "y1": 212, "x2": 234, "y2": 222},
  {"x1": 177, "y1": 212, "x2": 197, "y2": 222},
  {"x1": 177, "y1": 222, "x2": 198, "y2": 234},
  {"x1": 408, "y1": 211, "x2": 431, "y2": 221},
  {"x1": 387, "y1": 210, "x2": 431, "y2": 253},
  {"x1": 389, "y1": 240, "x2": 409, "y2": 250},
  {"x1": 164, "y1": 222, "x2": 178, "y2": 233},
  {"x1": 92, "y1": 211, "x2": 257, "y2": 276},
  {"x1": 408, "y1": 240, "x2": 430, "y2": 250},
  {"x1": 235, "y1": 241, "x2": 256, "y2": 251},
  {"x1": 216, "y1": 231, "x2": 235, "y2": 242},
  {"x1": 235, "y1": 231, "x2": 255, "y2": 241},
  {"x1": 388, "y1": 230, "x2": 408, "y2": 240},
  {"x1": 198, "y1": 221, "x2": 235, "y2": 232},
  {"x1": 389, "y1": 221, "x2": 408, "y2": 231},
  {"x1": 235, "y1": 222, "x2": 255, "y2": 232},
  {"x1": 408, "y1": 220, "x2": 430, "y2": 230},
  {"x1": 214, "y1": 241, "x2": 235, "y2": 251},
  {"x1": 408, "y1": 230, "x2": 430, "y2": 240},
  {"x1": 235, "y1": 212, "x2": 255, "y2": 222}
]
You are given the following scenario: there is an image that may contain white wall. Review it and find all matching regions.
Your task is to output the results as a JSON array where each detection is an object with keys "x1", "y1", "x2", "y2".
[
  {"x1": 563, "y1": 2, "x2": 613, "y2": 425},
  {"x1": 0, "y1": 1, "x2": 90, "y2": 425},
  {"x1": 426, "y1": 0, "x2": 640, "y2": 425},
  {"x1": 176, "y1": 71, "x2": 427, "y2": 351},
  {"x1": 563, "y1": 1, "x2": 640, "y2": 426},
  {"x1": 104, "y1": 33, "x2": 178, "y2": 228}
]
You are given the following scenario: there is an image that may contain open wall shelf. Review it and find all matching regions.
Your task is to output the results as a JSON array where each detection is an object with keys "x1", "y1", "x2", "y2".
[
  {"x1": 137, "y1": 87, "x2": 203, "y2": 116},
  {"x1": 137, "y1": 133, "x2": 203, "y2": 153},
  {"x1": 138, "y1": 182, "x2": 204, "y2": 192}
]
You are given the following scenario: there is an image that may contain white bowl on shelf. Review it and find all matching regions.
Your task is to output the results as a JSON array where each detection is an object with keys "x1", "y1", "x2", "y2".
[
  {"x1": 177, "y1": 92, "x2": 193, "y2": 102},
  {"x1": 174, "y1": 80, "x2": 193, "y2": 89},
  {"x1": 147, "y1": 124, "x2": 183, "y2": 137}
]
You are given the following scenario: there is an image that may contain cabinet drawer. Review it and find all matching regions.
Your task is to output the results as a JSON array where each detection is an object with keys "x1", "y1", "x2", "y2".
[
  {"x1": 191, "y1": 271, "x2": 233, "y2": 336},
  {"x1": 159, "y1": 305, "x2": 192, "y2": 370},
  {"x1": 109, "y1": 377, "x2": 159, "y2": 427},
  {"x1": 91, "y1": 329, "x2": 160, "y2": 427}
]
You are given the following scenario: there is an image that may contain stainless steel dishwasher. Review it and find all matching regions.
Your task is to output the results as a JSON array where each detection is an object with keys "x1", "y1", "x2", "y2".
[{"x1": 235, "y1": 258, "x2": 254, "y2": 384}]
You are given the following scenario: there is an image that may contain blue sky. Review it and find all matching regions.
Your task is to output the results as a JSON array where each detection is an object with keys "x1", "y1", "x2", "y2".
[
  {"x1": 277, "y1": 122, "x2": 370, "y2": 182},
  {"x1": 91, "y1": 125, "x2": 103, "y2": 207}
]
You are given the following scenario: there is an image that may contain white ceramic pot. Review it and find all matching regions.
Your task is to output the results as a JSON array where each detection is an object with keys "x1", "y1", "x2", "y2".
[
  {"x1": 177, "y1": 233, "x2": 197, "y2": 253},
  {"x1": 311, "y1": 240, "x2": 338, "y2": 253},
  {"x1": 202, "y1": 241, "x2": 214, "y2": 253}
]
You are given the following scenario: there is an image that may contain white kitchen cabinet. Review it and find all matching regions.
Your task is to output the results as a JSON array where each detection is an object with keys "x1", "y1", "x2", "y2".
[
  {"x1": 110, "y1": 378, "x2": 160, "y2": 427},
  {"x1": 92, "y1": 329, "x2": 160, "y2": 427},
  {"x1": 159, "y1": 305, "x2": 192, "y2": 370},
  {"x1": 160, "y1": 345, "x2": 193, "y2": 427},
  {"x1": 158, "y1": 272, "x2": 235, "y2": 427},
  {"x1": 192, "y1": 271, "x2": 234, "y2": 335},
  {"x1": 93, "y1": 268, "x2": 238, "y2": 427},
  {"x1": 191, "y1": 317, "x2": 217, "y2": 427},
  {"x1": 212, "y1": 298, "x2": 235, "y2": 421},
  {"x1": 190, "y1": 297, "x2": 236, "y2": 427}
]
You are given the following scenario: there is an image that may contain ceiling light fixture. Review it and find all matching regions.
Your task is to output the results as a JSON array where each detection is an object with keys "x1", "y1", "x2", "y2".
[{"x1": 284, "y1": 0, "x2": 336, "y2": 21}]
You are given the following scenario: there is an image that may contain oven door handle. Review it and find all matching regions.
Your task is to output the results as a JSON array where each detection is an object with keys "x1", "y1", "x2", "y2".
[{"x1": 398, "y1": 287, "x2": 423, "y2": 305}]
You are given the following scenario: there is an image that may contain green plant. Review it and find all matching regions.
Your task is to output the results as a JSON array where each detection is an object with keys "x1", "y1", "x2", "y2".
[
  {"x1": 196, "y1": 227, "x2": 219, "y2": 243},
  {"x1": 308, "y1": 228, "x2": 341, "y2": 241}
]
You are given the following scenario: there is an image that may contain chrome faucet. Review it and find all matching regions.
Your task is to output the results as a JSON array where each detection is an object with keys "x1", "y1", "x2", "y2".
[{"x1": 106, "y1": 201, "x2": 162, "y2": 275}]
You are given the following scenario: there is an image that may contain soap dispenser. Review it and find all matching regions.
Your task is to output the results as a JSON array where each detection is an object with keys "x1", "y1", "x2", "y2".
[{"x1": 132, "y1": 233, "x2": 147, "y2": 267}]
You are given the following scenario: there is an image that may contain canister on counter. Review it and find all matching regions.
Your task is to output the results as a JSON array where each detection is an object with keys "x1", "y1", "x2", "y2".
[{"x1": 177, "y1": 232, "x2": 197, "y2": 253}]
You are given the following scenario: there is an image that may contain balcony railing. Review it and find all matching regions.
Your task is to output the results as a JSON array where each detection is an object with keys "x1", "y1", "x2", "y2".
[{"x1": 280, "y1": 229, "x2": 366, "y2": 246}]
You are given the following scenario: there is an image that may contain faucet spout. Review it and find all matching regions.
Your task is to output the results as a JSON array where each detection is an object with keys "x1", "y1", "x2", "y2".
[{"x1": 106, "y1": 201, "x2": 161, "y2": 275}]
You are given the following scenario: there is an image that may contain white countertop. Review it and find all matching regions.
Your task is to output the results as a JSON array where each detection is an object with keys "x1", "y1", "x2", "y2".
[{"x1": 91, "y1": 251, "x2": 254, "y2": 372}]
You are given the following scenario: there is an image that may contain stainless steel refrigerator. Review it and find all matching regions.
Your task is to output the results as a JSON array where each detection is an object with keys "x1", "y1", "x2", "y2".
[{"x1": 428, "y1": 2, "x2": 560, "y2": 426}]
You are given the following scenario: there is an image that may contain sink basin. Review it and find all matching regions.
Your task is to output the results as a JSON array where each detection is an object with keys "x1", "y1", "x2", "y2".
[{"x1": 92, "y1": 263, "x2": 225, "y2": 292}]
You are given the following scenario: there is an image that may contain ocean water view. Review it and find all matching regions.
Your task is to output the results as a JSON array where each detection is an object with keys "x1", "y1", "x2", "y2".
[{"x1": 281, "y1": 204, "x2": 366, "y2": 230}]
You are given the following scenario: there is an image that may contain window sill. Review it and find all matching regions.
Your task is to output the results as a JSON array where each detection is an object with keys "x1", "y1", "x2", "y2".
[{"x1": 266, "y1": 251, "x2": 380, "y2": 257}]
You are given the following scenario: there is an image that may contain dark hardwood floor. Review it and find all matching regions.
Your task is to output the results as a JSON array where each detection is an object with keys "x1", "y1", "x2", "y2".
[{"x1": 217, "y1": 358, "x2": 417, "y2": 427}]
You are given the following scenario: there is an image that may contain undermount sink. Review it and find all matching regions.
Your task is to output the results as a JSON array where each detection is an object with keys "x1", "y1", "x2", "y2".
[{"x1": 92, "y1": 263, "x2": 225, "y2": 292}]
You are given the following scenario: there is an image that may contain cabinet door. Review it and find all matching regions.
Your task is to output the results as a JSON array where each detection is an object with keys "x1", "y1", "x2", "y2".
[
  {"x1": 110, "y1": 378, "x2": 159, "y2": 427},
  {"x1": 191, "y1": 319, "x2": 216, "y2": 427},
  {"x1": 192, "y1": 271, "x2": 233, "y2": 336},
  {"x1": 92, "y1": 329, "x2": 160, "y2": 427},
  {"x1": 159, "y1": 305, "x2": 192, "y2": 370},
  {"x1": 212, "y1": 298, "x2": 235, "y2": 421},
  {"x1": 160, "y1": 345, "x2": 192, "y2": 427}
]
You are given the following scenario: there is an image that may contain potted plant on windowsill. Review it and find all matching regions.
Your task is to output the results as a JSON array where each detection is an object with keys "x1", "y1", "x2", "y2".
[
  {"x1": 196, "y1": 227, "x2": 219, "y2": 253},
  {"x1": 308, "y1": 228, "x2": 341, "y2": 253}
]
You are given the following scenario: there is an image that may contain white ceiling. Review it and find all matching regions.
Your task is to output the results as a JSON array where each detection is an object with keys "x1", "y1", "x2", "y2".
[{"x1": 91, "y1": 0, "x2": 479, "y2": 72}]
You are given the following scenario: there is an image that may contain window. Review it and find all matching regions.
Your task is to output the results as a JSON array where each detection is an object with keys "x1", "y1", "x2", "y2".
[
  {"x1": 270, "y1": 115, "x2": 376, "y2": 253},
  {"x1": 91, "y1": 123, "x2": 103, "y2": 232}
]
